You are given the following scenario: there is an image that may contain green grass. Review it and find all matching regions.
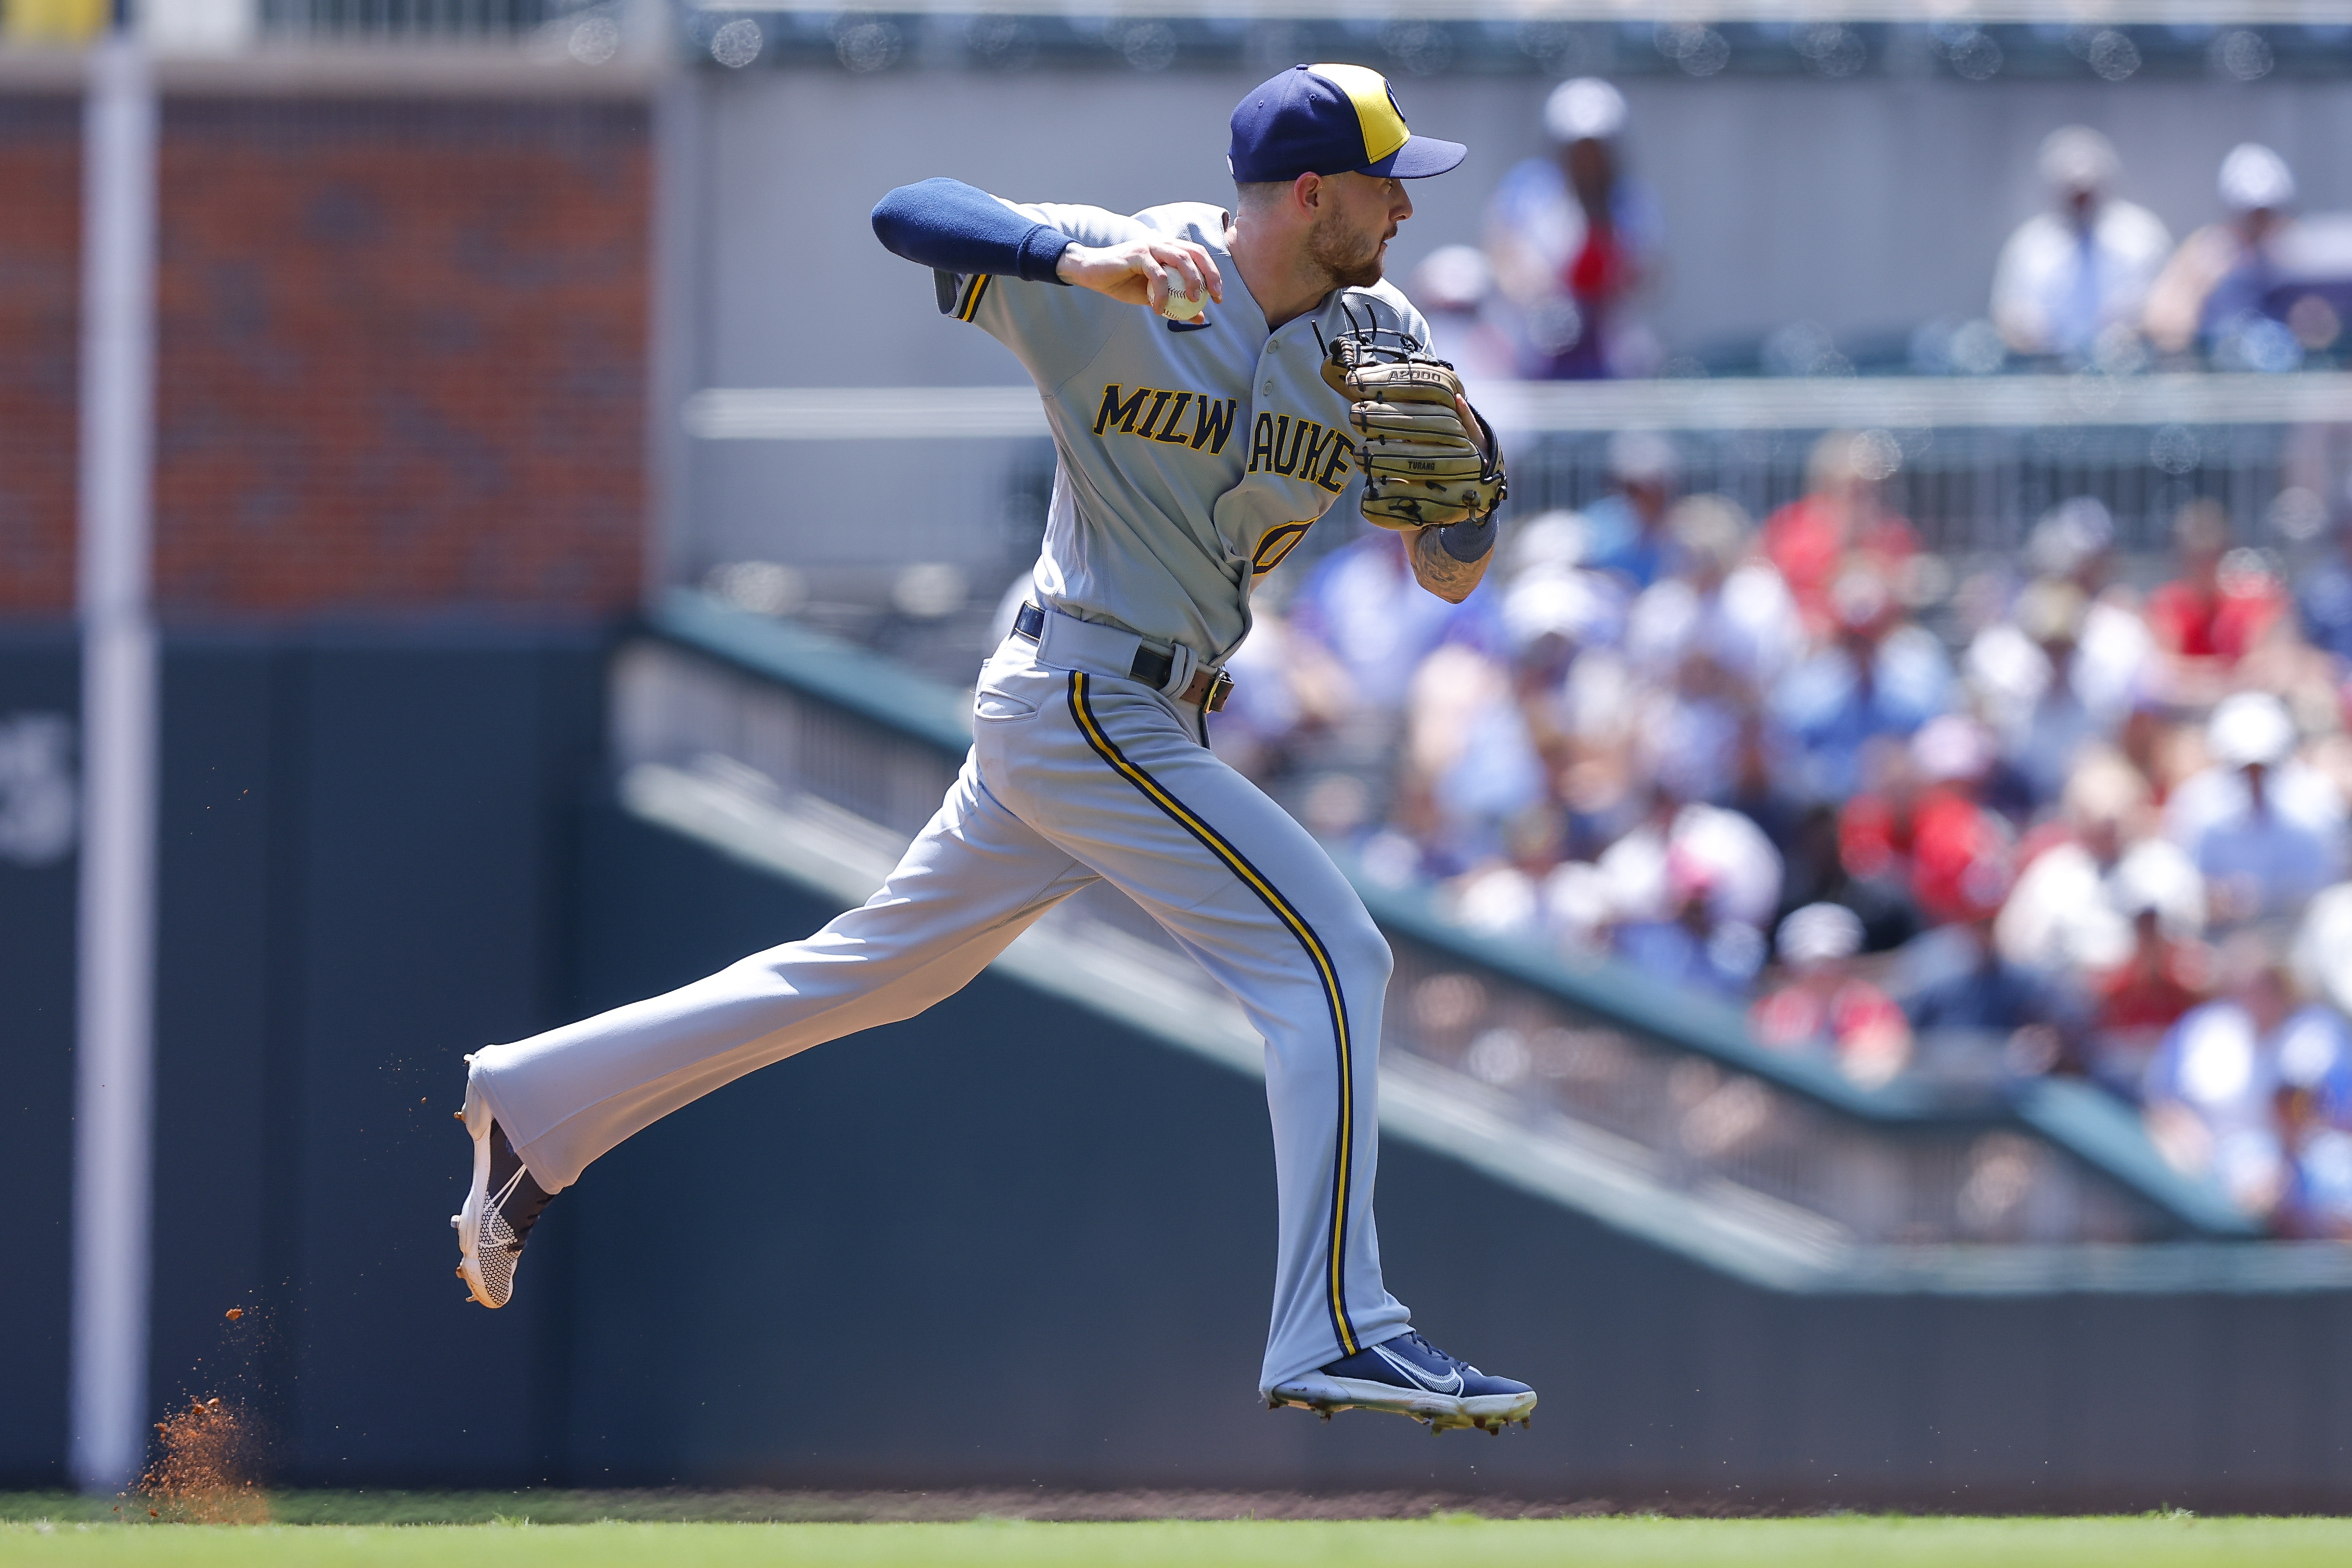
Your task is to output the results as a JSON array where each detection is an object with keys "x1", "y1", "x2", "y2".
[{"x1": 4, "y1": 1516, "x2": 2352, "y2": 1567}]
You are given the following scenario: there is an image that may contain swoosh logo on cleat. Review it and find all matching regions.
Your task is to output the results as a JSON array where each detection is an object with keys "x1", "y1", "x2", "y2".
[{"x1": 1374, "y1": 1344, "x2": 1463, "y2": 1394}]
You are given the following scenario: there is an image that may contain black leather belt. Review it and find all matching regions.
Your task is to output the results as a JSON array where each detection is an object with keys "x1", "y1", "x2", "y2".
[{"x1": 1012, "y1": 602, "x2": 1233, "y2": 712}]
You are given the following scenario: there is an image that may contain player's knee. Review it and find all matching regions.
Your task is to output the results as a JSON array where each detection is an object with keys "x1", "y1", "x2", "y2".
[{"x1": 1323, "y1": 908, "x2": 1392, "y2": 994}]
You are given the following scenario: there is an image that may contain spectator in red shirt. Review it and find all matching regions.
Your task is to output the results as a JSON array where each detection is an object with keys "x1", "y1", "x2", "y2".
[
  {"x1": 2143, "y1": 500, "x2": 2284, "y2": 696},
  {"x1": 2095, "y1": 905, "x2": 2208, "y2": 1042},
  {"x1": 1762, "y1": 431, "x2": 1921, "y2": 640},
  {"x1": 1906, "y1": 717, "x2": 2015, "y2": 926},
  {"x1": 1837, "y1": 741, "x2": 1917, "y2": 888},
  {"x1": 1840, "y1": 717, "x2": 2012, "y2": 929}
]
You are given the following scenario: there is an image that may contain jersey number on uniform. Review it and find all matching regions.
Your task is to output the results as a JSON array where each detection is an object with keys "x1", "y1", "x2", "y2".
[{"x1": 1093, "y1": 384, "x2": 1239, "y2": 454}]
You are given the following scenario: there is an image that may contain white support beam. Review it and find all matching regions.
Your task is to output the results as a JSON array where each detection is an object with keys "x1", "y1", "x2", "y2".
[
  {"x1": 70, "y1": 31, "x2": 161, "y2": 1497},
  {"x1": 682, "y1": 372, "x2": 2352, "y2": 442}
]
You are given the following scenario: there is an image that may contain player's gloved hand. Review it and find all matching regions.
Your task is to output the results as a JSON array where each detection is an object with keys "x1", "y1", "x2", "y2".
[{"x1": 1321, "y1": 334, "x2": 1506, "y2": 530}]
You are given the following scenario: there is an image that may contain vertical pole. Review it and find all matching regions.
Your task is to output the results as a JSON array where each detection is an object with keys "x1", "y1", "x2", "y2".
[
  {"x1": 643, "y1": 54, "x2": 702, "y2": 600},
  {"x1": 70, "y1": 27, "x2": 159, "y2": 1496}
]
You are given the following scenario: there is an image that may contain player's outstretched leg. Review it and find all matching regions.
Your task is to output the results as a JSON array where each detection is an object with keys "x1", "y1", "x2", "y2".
[
  {"x1": 445, "y1": 756, "x2": 1096, "y2": 1307},
  {"x1": 1267, "y1": 1328, "x2": 1535, "y2": 1433},
  {"x1": 452, "y1": 1068, "x2": 556, "y2": 1309}
]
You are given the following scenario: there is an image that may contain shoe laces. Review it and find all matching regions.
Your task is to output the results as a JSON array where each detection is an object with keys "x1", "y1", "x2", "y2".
[{"x1": 1397, "y1": 1329, "x2": 1470, "y2": 1374}]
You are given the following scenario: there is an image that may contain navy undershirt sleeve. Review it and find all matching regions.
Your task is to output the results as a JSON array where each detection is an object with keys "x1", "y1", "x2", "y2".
[{"x1": 871, "y1": 177, "x2": 1074, "y2": 284}]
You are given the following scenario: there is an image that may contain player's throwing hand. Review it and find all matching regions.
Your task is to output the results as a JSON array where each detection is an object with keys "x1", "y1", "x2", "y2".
[{"x1": 1057, "y1": 237, "x2": 1223, "y2": 315}]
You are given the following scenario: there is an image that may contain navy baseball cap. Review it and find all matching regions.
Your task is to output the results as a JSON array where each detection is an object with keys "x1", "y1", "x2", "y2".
[{"x1": 1229, "y1": 63, "x2": 1467, "y2": 184}]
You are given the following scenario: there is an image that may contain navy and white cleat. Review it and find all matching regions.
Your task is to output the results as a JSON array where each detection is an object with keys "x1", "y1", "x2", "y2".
[
  {"x1": 451, "y1": 1069, "x2": 555, "y2": 1310},
  {"x1": 1268, "y1": 1329, "x2": 1536, "y2": 1433}
]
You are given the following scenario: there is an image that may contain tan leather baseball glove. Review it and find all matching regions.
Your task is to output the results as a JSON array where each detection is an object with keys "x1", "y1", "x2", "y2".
[{"x1": 1321, "y1": 330, "x2": 1506, "y2": 530}]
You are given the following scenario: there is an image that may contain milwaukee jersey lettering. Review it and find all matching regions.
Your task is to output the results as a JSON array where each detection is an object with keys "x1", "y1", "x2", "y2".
[
  {"x1": 1246, "y1": 413, "x2": 1354, "y2": 495},
  {"x1": 935, "y1": 198, "x2": 1431, "y2": 664},
  {"x1": 1092, "y1": 385, "x2": 1239, "y2": 453}
]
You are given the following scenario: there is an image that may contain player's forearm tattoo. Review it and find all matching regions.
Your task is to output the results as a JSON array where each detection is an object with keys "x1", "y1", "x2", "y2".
[{"x1": 1411, "y1": 520, "x2": 1495, "y2": 603}]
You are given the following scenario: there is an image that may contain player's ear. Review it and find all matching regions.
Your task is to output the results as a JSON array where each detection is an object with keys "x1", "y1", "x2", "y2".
[{"x1": 1293, "y1": 171, "x2": 1322, "y2": 214}]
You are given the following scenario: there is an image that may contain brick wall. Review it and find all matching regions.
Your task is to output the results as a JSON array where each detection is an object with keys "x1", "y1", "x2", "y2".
[
  {"x1": 0, "y1": 92, "x2": 650, "y2": 623},
  {"x1": 0, "y1": 96, "x2": 80, "y2": 617},
  {"x1": 154, "y1": 97, "x2": 650, "y2": 620}
]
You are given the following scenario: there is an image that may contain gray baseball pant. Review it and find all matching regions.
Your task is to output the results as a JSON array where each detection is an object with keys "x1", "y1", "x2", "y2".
[{"x1": 468, "y1": 630, "x2": 1411, "y2": 1390}]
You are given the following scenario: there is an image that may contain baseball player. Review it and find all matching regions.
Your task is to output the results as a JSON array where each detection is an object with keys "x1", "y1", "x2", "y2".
[{"x1": 453, "y1": 62, "x2": 1531, "y2": 1433}]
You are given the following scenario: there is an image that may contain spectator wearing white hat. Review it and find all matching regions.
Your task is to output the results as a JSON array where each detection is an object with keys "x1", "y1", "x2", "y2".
[
  {"x1": 2163, "y1": 692, "x2": 2348, "y2": 925},
  {"x1": 1495, "y1": 532, "x2": 1628, "y2": 787},
  {"x1": 1991, "y1": 126, "x2": 2172, "y2": 360},
  {"x1": 2025, "y1": 497, "x2": 2154, "y2": 728},
  {"x1": 1965, "y1": 575, "x2": 2099, "y2": 807},
  {"x1": 1997, "y1": 746, "x2": 2204, "y2": 980},
  {"x1": 1967, "y1": 500, "x2": 2151, "y2": 769},
  {"x1": 1751, "y1": 902, "x2": 1912, "y2": 1086},
  {"x1": 2146, "y1": 143, "x2": 2300, "y2": 359},
  {"x1": 1602, "y1": 795, "x2": 1782, "y2": 999},
  {"x1": 1482, "y1": 77, "x2": 1664, "y2": 379}
]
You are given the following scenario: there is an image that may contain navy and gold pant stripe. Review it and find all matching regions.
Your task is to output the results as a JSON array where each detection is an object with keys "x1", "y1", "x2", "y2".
[
  {"x1": 955, "y1": 273, "x2": 992, "y2": 322},
  {"x1": 1067, "y1": 671, "x2": 1361, "y2": 1357}
]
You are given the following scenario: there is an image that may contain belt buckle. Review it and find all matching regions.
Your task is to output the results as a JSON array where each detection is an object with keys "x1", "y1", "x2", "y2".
[{"x1": 1205, "y1": 668, "x2": 1235, "y2": 714}]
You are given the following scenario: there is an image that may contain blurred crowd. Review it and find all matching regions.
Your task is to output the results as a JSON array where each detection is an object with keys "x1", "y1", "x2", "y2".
[
  {"x1": 1217, "y1": 434, "x2": 2352, "y2": 1237},
  {"x1": 1417, "y1": 80, "x2": 2352, "y2": 378},
  {"x1": 1990, "y1": 126, "x2": 2352, "y2": 373}
]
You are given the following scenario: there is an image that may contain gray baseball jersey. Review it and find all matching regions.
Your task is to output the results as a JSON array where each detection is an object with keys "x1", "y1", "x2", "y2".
[
  {"x1": 944, "y1": 200, "x2": 1433, "y2": 665},
  {"x1": 468, "y1": 191, "x2": 1429, "y2": 1396}
]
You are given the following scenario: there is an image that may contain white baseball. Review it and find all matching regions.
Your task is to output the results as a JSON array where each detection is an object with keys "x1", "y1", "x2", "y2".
[{"x1": 1160, "y1": 289, "x2": 1204, "y2": 321}]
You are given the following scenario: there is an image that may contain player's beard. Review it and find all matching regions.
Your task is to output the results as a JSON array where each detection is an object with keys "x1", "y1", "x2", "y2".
[{"x1": 1307, "y1": 209, "x2": 1386, "y2": 289}]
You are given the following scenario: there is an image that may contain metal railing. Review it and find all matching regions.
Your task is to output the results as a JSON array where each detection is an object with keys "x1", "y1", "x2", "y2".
[
  {"x1": 257, "y1": 0, "x2": 558, "y2": 38},
  {"x1": 1504, "y1": 422, "x2": 2291, "y2": 560},
  {"x1": 1467, "y1": 373, "x2": 2352, "y2": 560},
  {"x1": 1371, "y1": 890, "x2": 2199, "y2": 1251},
  {"x1": 684, "y1": 373, "x2": 2352, "y2": 671}
]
